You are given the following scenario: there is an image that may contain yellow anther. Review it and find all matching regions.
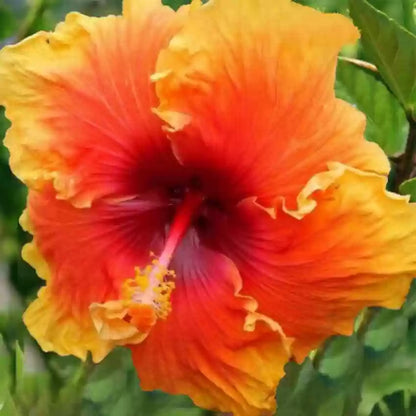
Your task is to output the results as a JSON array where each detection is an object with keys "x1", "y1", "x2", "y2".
[
  {"x1": 121, "y1": 256, "x2": 176, "y2": 325},
  {"x1": 135, "y1": 273, "x2": 150, "y2": 291},
  {"x1": 153, "y1": 281, "x2": 176, "y2": 319}
]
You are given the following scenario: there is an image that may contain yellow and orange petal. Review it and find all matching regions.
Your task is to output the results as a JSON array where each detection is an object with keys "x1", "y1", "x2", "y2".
[
  {"x1": 24, "y1": 287, "x2": 113, "y2": 362},
  {"x1": 21, "y1": 187, "x2": 171, "y2": 360},
  {"x1": 0, "y1": 0, "x2": 187, "y2": 208},
  {"x1": 89, "y1": 261, "x2": 176, "y2": 342},
  {"x1": 205, "y1": 163, "x2": 416, "y2": 360},
  {"x1": 26, "y1": 188, "x2": 170, "y2": 312},
  {"x1": 153, "y1": 0, "x2": 389, "y2": 207},
  {"x1": 131, "y1": 230, "x2": 291, "y2": 416},
  {"x1": 89, "y1": 300, "x2": 154, "y2": 345},
  {"x1": 25, "y1": 285, "x2": 151, "y2": 363}
]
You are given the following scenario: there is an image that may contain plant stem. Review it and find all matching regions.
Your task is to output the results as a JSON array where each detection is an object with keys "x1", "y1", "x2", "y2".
[
  {"x1": 312, "y1": 336, "x2": 336, "y2": 370},
  {"x1": 395, "y1": 116, "x2": 416, "y2": 192},
  {"x1": 356, "y1": 308, "x2": 378, "y2": 341},
  {"x1": 378, "y1": 400, "x2": 393, "y2": 416},
  {"x1": 55, "y1": 358, "x2": 94, "y2": 416},
  {"x1": 17, "y1": 0, "x2": 48, "y2": 41},
  {"x1": 338, "y1": 56, "x2": 378, "y2": 72}
]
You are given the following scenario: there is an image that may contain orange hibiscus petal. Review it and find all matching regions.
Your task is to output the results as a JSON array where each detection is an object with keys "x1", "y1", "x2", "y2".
[
  {"x1": 24, "y1": 287, "x2": 115, "y2": 362},
  {"x1": 154, "y1": 0, "x2": 389, "y2": 207},
  {"x1": 131, "y1": 230, "x2": 291, "y2": 416},
  {"x1": 203, "y1": 163, "x2": 416, "y2": 360},
  {"x1": 0, "y1": 0, "x2": 186, "y2": 208},
  {"x1": 22, "y1": 188, "x2": 170, "y2": 360}
]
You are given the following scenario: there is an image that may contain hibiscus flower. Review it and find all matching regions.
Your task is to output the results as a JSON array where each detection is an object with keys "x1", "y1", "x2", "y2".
[{"x1": 1, "y1": 0, "x2": 416, "y2": 415}]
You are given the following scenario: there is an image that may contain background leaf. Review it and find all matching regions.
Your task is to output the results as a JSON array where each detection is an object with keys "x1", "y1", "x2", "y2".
[
  {"x1": 336, "y1": 59, "x2": 408, "y2": 155},
  {"x1": 276, "y1": 286, "x2": 416, "y2": 416},
  {"x1": 399, "y1": 178, "x2": 416, "y2": 201},
  {"x1": 162, "y1": 0, "x2": 190, "y2": 9},
  {"x1": 349, "y1": 0, "x2": 416, "y2": 119},
  {"x1": 366, "y1": 0, "x2": 416, "y2": 34}
]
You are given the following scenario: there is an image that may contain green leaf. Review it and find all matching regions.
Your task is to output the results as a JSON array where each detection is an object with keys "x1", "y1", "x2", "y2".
[
  {"x1": 368, "y1": 0, "x2": 416, "y2": 34},
  {"x1": 0, "y1": 336, "x2": 11, "y2": 400},
  {"x1": 277, "y1": 299, "x2": 416, "y2": 416},
  {"x1": 399, "y1": 178, "x2": 416, "y2": 201},
  {"x1": 336, "y1": 59, "x2": 408, "y2": 155},
  {"x1": 358, "y1": 334, "x2": 416, "y2": 416},
  {"x1": 277, "y1": 356, "x2": 362, "y2": 416},
  {"x1": 294, "y1": 0, "x2": 348, "y2": 13},
  {"x1": 403, "y1": 281, "x2": 416, "y2": 318},
  {"x1": 0, "y1": 392, "x2": 19, "y2": 416},
  {"x1": 14, "y1": 343, "x2": 24, "y2": 392},
  {"x1": 319, "y1": 336, "x2": 363, "y2": 380},
  {"x1": 349, "y1": 0, "x2": 416, "y2": 119},
  {"x1": 82, "y1": 348, "x2": 205, "y2": 416},
  {"x1": 400, "y1": 0, "x2": 416, "y2": 34},
  {"x1": 83, "y1": 350, "x2": 136, "y2": 406},
  {"x1": 364, "y1": 309, "x2": 408, "y2": 352},
  {"x1": 0, "y1": 336, "x2": 19, "y2": 416},
  {"x1": 162, "y1": 0, "x2": 190, "y2": 10},
  {"x1": 0, "y1": 1, "x2": 17, "y2": 41}
]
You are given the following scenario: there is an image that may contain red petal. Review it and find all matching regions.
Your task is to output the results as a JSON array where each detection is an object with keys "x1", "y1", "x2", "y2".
[
  {"x1": 154, "y1": 0, "x2": 389, "y2": 207},
  {"x1": 203, "y1": 165, "x2": 416, "y2": 360},
  {"x1": 130, "y1": 229, "x2": 290, "y2": 416},
  {"x1": 0, "y1": 1, "x2": 187, "y2": 207},
  {"x1": 25, "y1": 188, "x2": 169, "y2": 315}
]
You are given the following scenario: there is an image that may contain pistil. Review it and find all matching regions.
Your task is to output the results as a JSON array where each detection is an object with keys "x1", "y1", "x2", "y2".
[{"x1": 122, "y1": 190, "x2": 204, "y2": 322}]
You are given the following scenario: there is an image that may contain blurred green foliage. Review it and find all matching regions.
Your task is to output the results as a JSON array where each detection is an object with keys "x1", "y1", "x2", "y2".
[
  {"x1": 400, "y1": 178, "x2": 416, "y2": 201},
  {"x1": 276, "y1": 287, "x2": 416, "y2": 416},
  {"x1": 336, "y1": 59, "x2": 408, "y2": 156},
  {"x1": 350, "y1": 0, "x2": 416, "y2": 120},
  {"x1": 1, "y1": 0, "x2": 416, "y2": 415}
]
